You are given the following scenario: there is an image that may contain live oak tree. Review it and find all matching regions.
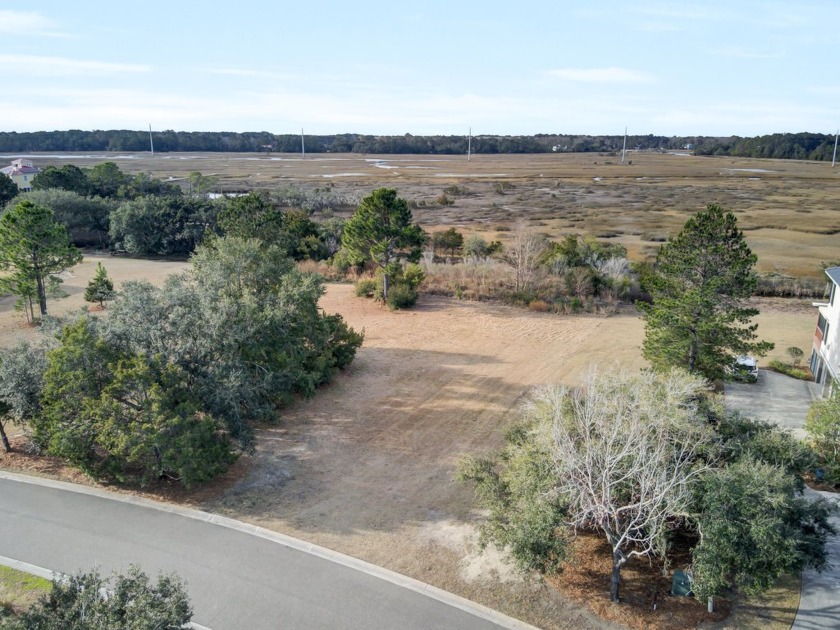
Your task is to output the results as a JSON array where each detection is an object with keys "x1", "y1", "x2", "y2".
[
  {"x1": 0, "y1": 172, "x2": 18, "y2": 206},
  {"x1": 0, "y1": 565, "x2": 192, "y2": 629},
  {"x1": 460, "y1": 367, "x2": 714, "y2": 604},
  {"x1": 805, "y1": 382, "x2": 840, "y2": 482},
  {"x1": 341, "y1": 188, "x2": 425, "y2": 299},
  {"x1": 692, "y1": 459, "x2": 836, "y2": 599},
  {"x1": 0, "y1": 200, "x2": 82, "y2": 317},
  {"x1": 641, "y1": 204, "x2": 772, "y2": 380},
  {"x1": 84, "y1": 262, "x2": 116, "y2": 307}
]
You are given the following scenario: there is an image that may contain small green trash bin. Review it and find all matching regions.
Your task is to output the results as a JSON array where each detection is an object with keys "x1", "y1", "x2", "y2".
[{"x1": 671, "y1": 570, "x2": 693, "y2": 596}]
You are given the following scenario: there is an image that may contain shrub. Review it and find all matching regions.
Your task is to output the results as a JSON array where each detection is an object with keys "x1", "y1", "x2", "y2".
[
  {"x1": 385, "y1": 283, "x2": 418, "y2": 310},
  {"x1": 402, "y1": 263, "x2": 425, "y2": 289},
  {"x1": 435, "y1": 193, "x2": 455, "y2": 207},
  {"x1": 787, "y1": 346, "x2": 805, "y2": 366},
  {"x1": 528, "y1": 299, "x2": 549, "y2": 312},
  {"x1": 355, "y1": 278, "x2": 379, "y2": 298},
  {"x1": 768, "y1": 358, "x2": 813, "y2": 381}
]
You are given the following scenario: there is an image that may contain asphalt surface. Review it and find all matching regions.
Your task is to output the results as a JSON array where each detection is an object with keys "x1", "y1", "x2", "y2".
[
  {"x1": 791, "y1": 489, "x2": 840, "y2": 630},
  {"x1": 0, "y1": 475, "x2": 530, "y2": 630},
  {"x1": 726, "y1": 371, "x2": 840, "y2": 629},
  {"x1": 724, "y1": 369, "x2": 820, "y2": 438}
]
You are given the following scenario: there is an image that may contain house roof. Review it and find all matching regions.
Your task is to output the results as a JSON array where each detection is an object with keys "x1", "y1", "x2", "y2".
[
  {"x1": 0, "y1": 159, "x2": 40, "y2": 177},
  {"x1": 826, "y1": 267, "x2": 840, "y2": 286}
]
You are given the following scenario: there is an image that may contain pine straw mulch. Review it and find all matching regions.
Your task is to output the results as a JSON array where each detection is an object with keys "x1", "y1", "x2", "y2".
[
  {"x1": 0, "y1": 434, "x2": 252, "y2": 507},
  {"x1": 550, "y1": 533, "x2": 730, "y2": 630}
]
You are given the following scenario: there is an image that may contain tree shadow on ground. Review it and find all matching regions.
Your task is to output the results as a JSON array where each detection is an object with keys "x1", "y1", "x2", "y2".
[{"x1": 205, "y1": 346, "x2": 518, "y2": 537}]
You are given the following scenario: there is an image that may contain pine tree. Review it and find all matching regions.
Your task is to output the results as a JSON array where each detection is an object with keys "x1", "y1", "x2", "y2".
[
  {"x1": 641, "y1": 203, "x2": 773, "y2": 380},
  {"x1": 0, "y1": 200, "x2": 82, "y2": 317},
  {"x1": 341, "y1": 188, "x2": 425, "y2": 298},
  {"x1": 84, "y1": 262, "x2": 116, "y2": 307}
]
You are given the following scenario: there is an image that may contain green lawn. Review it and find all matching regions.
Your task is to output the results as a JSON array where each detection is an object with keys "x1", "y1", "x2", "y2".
[{"x1": 0, "y1": 566, "x2": 51, "y2": 618}]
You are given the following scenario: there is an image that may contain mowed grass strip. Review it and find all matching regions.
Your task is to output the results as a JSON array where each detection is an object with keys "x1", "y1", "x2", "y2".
[{"x1": 0, "y1": 565, "x2": 51, "y2": 616}]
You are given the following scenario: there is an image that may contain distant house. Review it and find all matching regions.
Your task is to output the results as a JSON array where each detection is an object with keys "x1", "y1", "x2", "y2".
[
  {"x1": 810, "y1": 266, "x2": 840, "y2": 394},
  {"x1": 0, "y1": 158, "x2": 41, "y2": 192}
]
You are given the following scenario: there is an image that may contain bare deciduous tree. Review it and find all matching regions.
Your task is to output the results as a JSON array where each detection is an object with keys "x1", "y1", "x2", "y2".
[
  {"x1": 503, "y1": 221, "x2": 545, "y2": 293},
  {"x1": 526, "y1": 367, "x2": 714, "y2": 603}
]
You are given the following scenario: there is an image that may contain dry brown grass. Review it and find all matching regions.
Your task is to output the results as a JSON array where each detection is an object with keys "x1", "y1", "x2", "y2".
[{"x1": 22, "y1": 150, "x2": 840, "y2": 281}]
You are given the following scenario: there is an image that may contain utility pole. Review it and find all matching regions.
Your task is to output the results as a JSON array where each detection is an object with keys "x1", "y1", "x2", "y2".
[
  {"x1": 149, "y1": 124, "x2": 154, "y2": 156},
  {"x1": 301, "y1": 128, "x2": 305, "y2": 159},
  {"x1": 621, "y1": 126, "x2": 627, "y2": 164},
  {"x1": 832, "y1": 129, "x2": 838, "y2": 167},
  {"x1": 467, "y1": 126, "x2": 472, "y2": 161}
]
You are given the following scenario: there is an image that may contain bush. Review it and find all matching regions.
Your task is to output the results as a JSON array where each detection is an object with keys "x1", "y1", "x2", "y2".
[
  {"x1": 355, "y1": 278, "x2": 379, "y2": 298},
  {"x1": 386, "y1": 284, "x2": 418, "y2": 310},
  {"x1": 787, "y1": 346, "x2": 804, "y2": 366},
  {"x1": 401, "y1": 263, "x2": 425, "y2": 289},
  {"x1": 435, "y1": 193, "x2": 455, "y2": 207},
  {"x1": 528, "y1": 299, "x2": 549, "y2": 312},
  {"x1": 768, "y1": 358, "x2": 813, "y2": 381}
]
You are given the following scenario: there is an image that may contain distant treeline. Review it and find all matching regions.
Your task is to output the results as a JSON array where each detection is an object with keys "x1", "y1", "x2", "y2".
[
  {"x1": 0, "y1": 130, "x2": 837, "y2": 160},
  {"x1": 693, "y1": 132, "x2": 838, "y2": 161},
  {"x1": 0, "y1": 130, "x2": 710, "y2": 154}
]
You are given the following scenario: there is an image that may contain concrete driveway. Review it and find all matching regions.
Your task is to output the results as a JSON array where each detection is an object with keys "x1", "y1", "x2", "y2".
[
  {"x1": 791, "y1": 489, "x2": 840, "y2": 630},
  {"x1": 727, "y1": 370, "x2": 840, "y2": 629},
  {"x1": 724, "y1": 369, "x2": 821, "y2": 438}
]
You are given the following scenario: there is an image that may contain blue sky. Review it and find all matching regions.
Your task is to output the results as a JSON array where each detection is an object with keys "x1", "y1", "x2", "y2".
[{"x1": 1, "y1": 1, "x2": 838, "y2": 136}]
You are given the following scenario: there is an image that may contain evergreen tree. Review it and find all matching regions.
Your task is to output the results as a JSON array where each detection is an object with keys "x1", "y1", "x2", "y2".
[
  {"x1": 641, "y1": 204, "x2": 772, "y2": 380},
  {"x1": 0, "y1": 200, "x2": 82, "y2": 317},
  {"x1": 341, "y1": 188, "x2": 425, "y2": 298},
  {"x1": 84, "y1": 262, "x2": 116, "y2": 307},
  {"x1": 0, "y1": 172, "x2": 18, "y2": 206}
]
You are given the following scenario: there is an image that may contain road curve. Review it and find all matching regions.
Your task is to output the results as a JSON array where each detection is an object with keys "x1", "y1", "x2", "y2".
[{"x1": 0, "y1": 473, "x2": 535, "y2": 630}]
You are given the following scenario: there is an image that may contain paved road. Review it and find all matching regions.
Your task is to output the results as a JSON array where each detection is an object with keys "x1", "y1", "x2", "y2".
[
  {"x1": 792, "y1": 489, "x2": 840, "y2": 630},
  {"x1": 0, "y1": 474, "x2": 531, "y2": 630}
]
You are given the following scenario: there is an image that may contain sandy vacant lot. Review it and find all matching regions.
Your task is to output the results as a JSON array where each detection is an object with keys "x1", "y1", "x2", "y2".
[
  {"x1": 0, "y1": 258, "x2": 818, "y2": 629},
  {"x1": 202, "y1": 285, "x2": 815, "y2": 630}
]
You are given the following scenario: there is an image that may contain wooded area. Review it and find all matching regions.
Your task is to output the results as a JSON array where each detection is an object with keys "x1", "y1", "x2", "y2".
[{"x1": 1, "y1": 130, "x2": 837, "y2": 160}]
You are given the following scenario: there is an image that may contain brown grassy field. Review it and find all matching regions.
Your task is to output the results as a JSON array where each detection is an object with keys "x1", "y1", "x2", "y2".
[{"x1": 17, "y1": 150, "x2": 840, "y2": 280}]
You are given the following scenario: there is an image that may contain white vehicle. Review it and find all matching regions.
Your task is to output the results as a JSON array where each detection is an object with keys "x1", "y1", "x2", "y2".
[{"x1": 733, "y1": 355, "x2": 758, "y2": 382}]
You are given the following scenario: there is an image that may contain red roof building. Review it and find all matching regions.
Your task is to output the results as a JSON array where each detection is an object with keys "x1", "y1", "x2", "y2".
[{"x1": 0, "y1": 158, "x2": 41, "y2": 192}]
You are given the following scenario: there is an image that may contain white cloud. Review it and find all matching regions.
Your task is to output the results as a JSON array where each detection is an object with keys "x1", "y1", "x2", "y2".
[
  {"x1": 547, "y1": 67, "x2": 655, "y2": 84},
  {"x1": 0, "y1": 10, "x2": 66, "y2": 36},
  {"x1": 0, "y1": 55, "x2": 151, "y2": 76}
]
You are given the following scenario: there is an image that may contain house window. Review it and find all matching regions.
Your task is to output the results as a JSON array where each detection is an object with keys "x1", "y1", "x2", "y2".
[{"x1": 818, "y1": 313, "x2": 829, "y2": 335}]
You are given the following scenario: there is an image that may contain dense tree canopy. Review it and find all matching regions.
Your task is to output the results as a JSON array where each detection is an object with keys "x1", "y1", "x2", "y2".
[
  {"x1": 692, "y1": 460, "x2": 835, "y2": 598},
  {"x1": 641, "y1": 204, "x2": 772, "y2": 380},
  {"x1": 0, "y1": 237, "x2": 362, "y2": 486},
  {"x1": 0, "y1": 173, "x2": 18, "y2": 206},
  {"x1": 0, "y1": 566, "x2": 192, "y2": 629},
  {"x1": 459, "y1": 366, "x2": 835, "y2": 604}
]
